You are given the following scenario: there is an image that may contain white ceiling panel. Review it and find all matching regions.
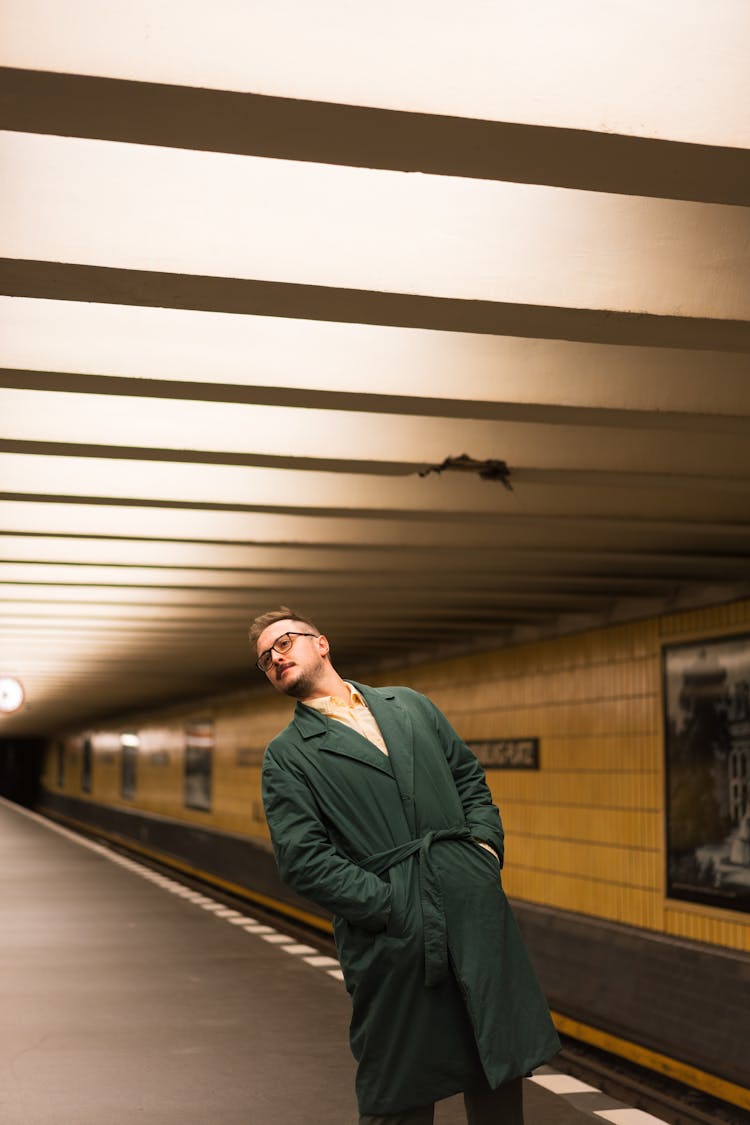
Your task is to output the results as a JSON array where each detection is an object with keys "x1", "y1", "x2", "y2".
[
  {"x1": 6, "y1": 409, "x2": 750, "y2": 490},
  {"x1": 3, "y1": 298, "x2": 749, "y2": 420},
  {"x1": 0, "y1": 0, "x2": 748, "y2": 734},
  {"x1": 2, "y1": 536, "x2": 745, "y2": 581},
  {"x1": 2, "y1": 0, "x2": 747, "y2": 145},
  {"x1": 4, "y1": 132, "x2": 748, "y2": 319}
]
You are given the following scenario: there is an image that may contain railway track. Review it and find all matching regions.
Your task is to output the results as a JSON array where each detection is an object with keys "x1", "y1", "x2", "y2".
[{"x1": 555, "y1": 1037, "x2": 748, "y2": 1125}]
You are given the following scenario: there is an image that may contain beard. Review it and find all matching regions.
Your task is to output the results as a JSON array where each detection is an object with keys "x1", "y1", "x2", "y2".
[{"x1": 277, "y1": 666, "x2": 319, "y2": 700}]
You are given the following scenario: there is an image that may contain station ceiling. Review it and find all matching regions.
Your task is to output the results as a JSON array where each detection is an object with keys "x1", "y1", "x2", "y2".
[{"x1": 1, "y1": 1, "x2": 749, "y2": 736}]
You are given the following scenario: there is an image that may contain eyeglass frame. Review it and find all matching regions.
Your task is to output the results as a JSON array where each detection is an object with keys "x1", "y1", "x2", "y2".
[{"x1": 256, "y1": 631, "x2": 319, "y2": 672}]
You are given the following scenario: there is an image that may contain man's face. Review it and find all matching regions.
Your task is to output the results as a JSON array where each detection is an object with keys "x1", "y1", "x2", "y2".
[{"x1": 256, "y1": 618, "x2": 328, "y2": 699}]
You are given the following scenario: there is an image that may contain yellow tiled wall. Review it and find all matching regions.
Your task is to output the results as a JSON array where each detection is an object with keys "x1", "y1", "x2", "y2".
[
  {"x1": 366, "y1": 604, "x2": 750, "y2": 953},
  {"x1": 42, "y1": 598, "x2": 750, "y2": 953},
  {"x1": 43, "y1": 692, "x2": 294, "y2": 842}
]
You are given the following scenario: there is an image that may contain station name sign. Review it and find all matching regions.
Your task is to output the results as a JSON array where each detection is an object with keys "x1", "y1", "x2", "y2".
[{"x1": 468, "y1": 738, "x2": 540, "y2": 770}]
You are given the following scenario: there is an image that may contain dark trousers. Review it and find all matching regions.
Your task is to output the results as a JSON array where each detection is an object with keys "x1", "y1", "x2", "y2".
[{"x1": 359, "y1": 1075, "x2": 524, "y2": 1125}]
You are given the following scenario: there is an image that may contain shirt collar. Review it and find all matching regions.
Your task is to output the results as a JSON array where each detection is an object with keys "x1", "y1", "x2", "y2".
[{"x1": 305, "y1": 682, "x2": 366, "y2": 713}]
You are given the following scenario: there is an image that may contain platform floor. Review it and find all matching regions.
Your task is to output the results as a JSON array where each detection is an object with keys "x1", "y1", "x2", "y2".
[{"x1": 0, "y1": 798, "x2": 665, "y2": 1125}]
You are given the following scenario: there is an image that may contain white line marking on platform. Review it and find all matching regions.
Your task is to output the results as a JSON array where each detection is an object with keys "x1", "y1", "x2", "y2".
[
  {"x1": 595, "y1": 1109, "x2": 669, "y2": 1125},
  {"x1": 0, "y1": 799, "x2": 113, "y2": 855},
  {"x1": 531, "y1": 1074, "x2": 600, "y2": 1094},
  {"x1": 0, "y1": 800, "x2": 347, "y2": 991},
  {"x1": 2, "y1": 796, "x2": 688, "y2": 1125}
]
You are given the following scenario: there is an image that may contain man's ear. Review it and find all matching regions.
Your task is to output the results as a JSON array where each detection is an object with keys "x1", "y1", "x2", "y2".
[{"x1": 317, "y1": 633, "x2": 330, "y2": 658}]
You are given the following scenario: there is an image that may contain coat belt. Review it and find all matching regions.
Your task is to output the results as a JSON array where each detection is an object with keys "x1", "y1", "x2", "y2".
[{"x1": 360, "y1": 825, "x2": 473, "y2": 987}]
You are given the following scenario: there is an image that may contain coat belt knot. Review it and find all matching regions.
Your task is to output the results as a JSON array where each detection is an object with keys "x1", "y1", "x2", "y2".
[{"x1": 360, "y1": 825, "x2": 473, "y2": 987}]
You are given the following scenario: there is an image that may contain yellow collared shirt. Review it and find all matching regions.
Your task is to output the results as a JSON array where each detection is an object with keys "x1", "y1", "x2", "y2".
[{"x1": 306, "y1": 683, "x2": 389, "y2": 756}]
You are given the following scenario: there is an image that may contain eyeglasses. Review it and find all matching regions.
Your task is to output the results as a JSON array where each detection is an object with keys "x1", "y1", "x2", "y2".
[{"x1": 256, "y1": 631, "x2": 318, "y2": 672}]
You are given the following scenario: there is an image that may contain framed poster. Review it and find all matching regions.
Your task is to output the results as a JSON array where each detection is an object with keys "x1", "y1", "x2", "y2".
[
  {"x1": 663, "y1": 633, "x2": 750, "y2": 913},
  {"x1": 81, "y1": 735, "x2": 92, "y2": 794},
  {"x1": 120, "y1": 732, "x2": 138, "y2": 799},
  {"x1": 184, "y1": 718, "x2": 213, "y2": 811},
  {"x1": 56, "y1": 740, "x2": 65, "y2": 789}
]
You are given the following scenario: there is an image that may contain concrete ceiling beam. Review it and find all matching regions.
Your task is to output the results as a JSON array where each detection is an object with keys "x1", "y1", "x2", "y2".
[{"x1": 2, "y1": 67, "x2": 748, "y2": 205}]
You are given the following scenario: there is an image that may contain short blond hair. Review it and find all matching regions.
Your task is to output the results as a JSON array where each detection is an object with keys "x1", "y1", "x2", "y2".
[{"x1": 248, "y1": 605, "x2": 320, "y2": 650}]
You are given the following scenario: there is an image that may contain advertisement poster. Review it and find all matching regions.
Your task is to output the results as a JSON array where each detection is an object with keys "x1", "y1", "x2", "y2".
[
  {"x1": 120, "y1": 733, "x2": 138, "y2": 799},
  {"x1": 184, "y1": 718, "x2": 213, "y2": 811},
  {"x1": 663, "y1": 634, "x2": 750, "y2": 912}
]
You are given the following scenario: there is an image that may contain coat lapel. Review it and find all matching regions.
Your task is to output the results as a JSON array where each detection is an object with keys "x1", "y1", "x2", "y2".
[
  {"x1": 293, "y1": 699, "x2": 394, "y2": 776},
  {"x1": 353, "y1": 682, "x2": 417, "y2": 831}
]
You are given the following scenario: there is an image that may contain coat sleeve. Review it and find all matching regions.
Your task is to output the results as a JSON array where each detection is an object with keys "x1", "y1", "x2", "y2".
[
  {"x1": 417, "y1": 693, "x2": 506, "y2": 865},
  {"x1": 261, "y1": 744, "x2": 392, "y2": 931}
]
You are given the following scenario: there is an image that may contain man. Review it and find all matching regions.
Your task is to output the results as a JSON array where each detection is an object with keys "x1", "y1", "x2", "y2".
[{"x1": 253, "y1": 606, "x2": 560, "y2": 1124}]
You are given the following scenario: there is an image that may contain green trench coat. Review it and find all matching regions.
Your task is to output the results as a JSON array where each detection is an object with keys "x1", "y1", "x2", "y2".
[{"x1": 261, "y1": 683, "x2": 560, "y2": 1115}]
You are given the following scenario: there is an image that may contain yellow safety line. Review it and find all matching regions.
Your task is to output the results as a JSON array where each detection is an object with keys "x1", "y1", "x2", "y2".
[
  {"x1": 38, "y1": 806, "x2": 749, "y2": 1111},
  {"x1": 550, "y1": 1011, "x2": 750, "y2": 1112}
]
